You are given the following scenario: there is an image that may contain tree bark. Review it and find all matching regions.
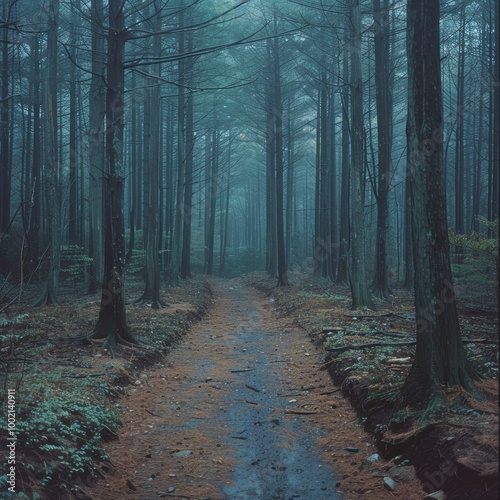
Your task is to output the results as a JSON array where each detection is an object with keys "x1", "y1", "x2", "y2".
[
  {"x1": 401, "y1": 0, "x2": 477, "y2": 404},
  {"x1": 371, "y1": 0, "x2": 393, "y2": 299},
  {"x1": 166, "y1": 9, "x2": 185, "y2": 286},
  {"x1": 274, "y1": 25, "x2": 288, "y2": 286},
  {"x1": 0, "y1": 3, "x2": 11, "y2": 233},
  {"x1": 337, "y1": 47, "x2": 350, "y2": 285},
  {"x1": 88, "y1": 0, "x2": 106, "y2": 293},
  {"x1": 181, "y1": 30, "x2": 195, "y2": 280},
  {"x1": 141, "y1": 4, "x2": 163, "y2": 307},
  {"x1": 349, "y1": 0, "x2": 373, "y2": 309},
  {"x1": 92, "y1": 0, "x2": 138, "y2": 347},
  {"x1": 34, "y1": 0, "x2": 61, "y2": 307}
]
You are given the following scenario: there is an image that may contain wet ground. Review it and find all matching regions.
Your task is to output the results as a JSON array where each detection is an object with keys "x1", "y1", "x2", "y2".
[{"x1": 92, "y1": 280, "x2": 423, "y2": 499}]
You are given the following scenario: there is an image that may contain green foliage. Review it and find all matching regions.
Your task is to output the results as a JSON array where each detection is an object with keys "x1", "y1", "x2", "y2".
[
  {"x1": 4, "y1": 393, "x2": 120, "y2": 489},
  {"x1": 61, "y1": 245, "x2": 93, "y2": 283},
  {"x1": 127, "y1": 248, "x2": 146, "y2": 275},
  {"x1": 0, "y1": 313, "x2": 29, "y2": 328},
  {"x1": 449, "y1": 217, "x2": 498, "y2": 258}
]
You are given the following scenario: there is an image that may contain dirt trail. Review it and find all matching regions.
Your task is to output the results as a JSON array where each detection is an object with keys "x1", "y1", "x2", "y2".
[{"x1": 92, "y1": 279, "x2": 423, "y2": 499}]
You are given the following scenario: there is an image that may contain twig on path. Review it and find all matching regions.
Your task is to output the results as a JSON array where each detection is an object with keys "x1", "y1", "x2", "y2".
[
  {"x1": 231, "y1": 368, "x2": 254, "y2": 373},
  {"x1": 245, "y1": 384, "x2": 260, "y2": 393},
  {"x1": 144, "y1": 408, "x2": 160, "y2": 417},
  {"x1": 319, "y1": 389, "x2": 341, "y2": 395},
  {"x1": 285, "y1": 409, "x2": 320, "y2": 415}
]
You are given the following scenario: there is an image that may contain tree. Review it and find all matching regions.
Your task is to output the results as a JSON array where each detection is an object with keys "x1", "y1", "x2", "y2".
[
  {"x1": 349, "y1": 0, "x2": 373, "y2": 309},
  {"x1": 371, "y1": 0, "x2": 393, "y2": 299},
  {"x1": 33, "y1": 0, "x2": 62, "y2": 307},
  {"x1": 273, "y1": 15, "x2": 287, "y2": 286},
  {"x1": 401, "y1": 0, "x2": 478, "y2": 405},
  {"x1": 87, "y1": 0, "x2": 105, "y2": 294},
  {"x1": 0, "y1": 1, "x2": 12, "y2": 233},
  {"x1": 139, "y1": 2, "x2": 164, "y2": 307},
  {"x1": 166, "y1": 5, "x2": 186, "y2": 285},
  {"x1": 204, "y1": 112, "x2": 219, "y2": 275},
  {"x1": 91, "y1": 0, "x2": 139, "y2": 348},
  {"x1": 337, "y1": 45, "x2": 350, "y2": 285}
]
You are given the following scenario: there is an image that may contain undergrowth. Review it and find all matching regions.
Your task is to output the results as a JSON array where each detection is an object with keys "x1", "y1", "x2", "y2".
[{"x1": 0, "y1": 277, "x2": 212, "y2": 498}]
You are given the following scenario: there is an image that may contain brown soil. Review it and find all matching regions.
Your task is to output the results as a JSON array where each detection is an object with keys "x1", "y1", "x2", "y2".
[
  {"x1": 247, "y1": 273, "x2": 498, "y2": 500},
  {"x1": 88, "y1": 279, "x2": 424, "y2": 499}
]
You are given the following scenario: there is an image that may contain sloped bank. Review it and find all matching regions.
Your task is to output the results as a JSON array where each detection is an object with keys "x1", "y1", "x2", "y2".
[{"x1": 247, "y1": 273, "x2": 498, "y2": 500}]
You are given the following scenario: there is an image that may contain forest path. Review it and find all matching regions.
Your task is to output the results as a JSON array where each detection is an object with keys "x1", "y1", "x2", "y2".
[{"x1": 91, "y1": 279, "x2": 416, "y2": 499}]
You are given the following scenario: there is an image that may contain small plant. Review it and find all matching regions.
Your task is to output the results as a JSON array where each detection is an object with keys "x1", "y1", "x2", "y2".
[
  {"x1": 61, "y1": 245, "x2": 93, "y2": 284},
  {"x1": 2, "y1": 393, "x2": 120, "y2": 492}
]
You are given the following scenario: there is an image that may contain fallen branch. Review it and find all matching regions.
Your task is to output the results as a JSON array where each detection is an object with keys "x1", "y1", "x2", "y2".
[
  {"x1": 145, "y1": 408, "x2": 160, "y2": 417},
  {"x1": 231, "y1": 368, "x2": 254, "y2": 373},
  {"x1": 462, "y1": 339, "x2": 498, "y2": 344},
  {"x1": 327, "y1": 338, "x2": 496, "y2": 354},
  {"x1": 245, "y1": 384, "x2": 260, "y2": 393},
  {"x1": 319, "y1": 389, "x2": 341, "y2": 395},
  {"x1": 61, "y1": 372, "x2": 108, "y2": 378},
  {"x1": 344, "y1": 313, "x2": 393, "y2": 319},
  {"x1": 284, "y1": 409, "x2": 320, "y2": 415},
  {"x1": 326, "y1": 341, "x2": 416, "y2": 352}
]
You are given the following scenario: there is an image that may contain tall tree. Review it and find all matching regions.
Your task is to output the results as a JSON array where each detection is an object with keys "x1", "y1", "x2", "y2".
[
  {"x1": 273, "y1": 16, "x2": 288, "y2": 286},
  {"x1": 34, "y1": 0, "x2": 61, "y2": 306},
  {"x1": 91, "y1": 0, "x2": 138, "y2": 347},
  {"x1": 371, "y1": 0, "x2": 393, "y2": 299},
  {"x1": 205, "y1": 114, "x2": 219, "y2": 275},
  {"x1": 140, "y1": 2, "x2": 163, "y2": 307},
  {"x1": 401, "y1": 0, "x2": 477, "y2": 404},
  {"x1": 88, "y1": 0, "x2": 106, "y2": 294},
  {"x1": 166, "y1": 5, "x2": 185, "y2": 285},
  {"x1": 28, "y1": 34, "x2": 42, "y2": 265},
  {"x1": 337, "y1": 46, "x2": 350, "y2": 284},
  {"x1": 0, "y1": 1, "x2": 11, "y2": 233},
  {"x1": 349, "y1": 0, "x2": 373, "y2": 309},
  {"x1": 180, "y1": 30, "x2": 195, "y2": 280}
]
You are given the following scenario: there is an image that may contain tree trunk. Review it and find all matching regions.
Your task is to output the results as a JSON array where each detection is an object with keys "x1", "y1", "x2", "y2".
[
  {"x1": 206, "y1": 122, "x2": 218, "y2": 276},
  {"x1": 274, "y1": 25, "x2": 288, "y2": 286},
  {"x1": 329, "y1": 87, "x2": 337, "y2": 281},
  {"x1": 68, "y1": 2, "x2": 79, "y2": 246},
  {"x1": 34, "y1": 0, "x2": 61, "y2": 307},
  {"x1": 401, "y1": 0, "x2": 477, "y2": 404},
  {"x1": 285, "y1": 98, "x2": 294, "y2": 269},
  {"x1": 337, "y1": 48, "x2": 350, "y2": 284},
  {"x1": 140, "y1": 5, "x2": 163, "y2": 307},
  {"x1": 371, "y1": 0, "x2": 392, "y2": 299},
  {"x1": 454, "y1": 6, "x2": 466, "y2": 263},
  {"x1": 0, "y1": 3, "x2": 11, "y2": 233},
  {"x1": 219, "y1": 137, "x2": 231, "y2": 274},
  {"x1": 349, "y1": 0, "x2": 373, "y2": 309},
  {"x1": 166, "y1": 9, "x2": 185, "y2": 286},
  {"x1": 28, "y1": 35, "x2": 41, "y2": 265},
  {"x1": 88, "y1": 0, "x2": 105, "y2": 293},
  {"x1": 92, "y1": 0, "x2": 138, "y2": 347},
  {"x1": 265, "y1": 39, "x2": 277, "y2": 277},
  {"x1": 181, "y1": 31, "x2": 195, "y2": 280}
]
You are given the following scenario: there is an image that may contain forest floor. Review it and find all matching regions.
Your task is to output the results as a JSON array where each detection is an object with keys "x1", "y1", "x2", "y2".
[
  {"x1": 245, "y1": 272, "x2": 498, "y2": 500},
  {"x1": 1, "y1": 272, "x2": 498, "y2": 499},
  {"x1": 87, "y1": 278, "x2": 425, "y2": 500}
]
